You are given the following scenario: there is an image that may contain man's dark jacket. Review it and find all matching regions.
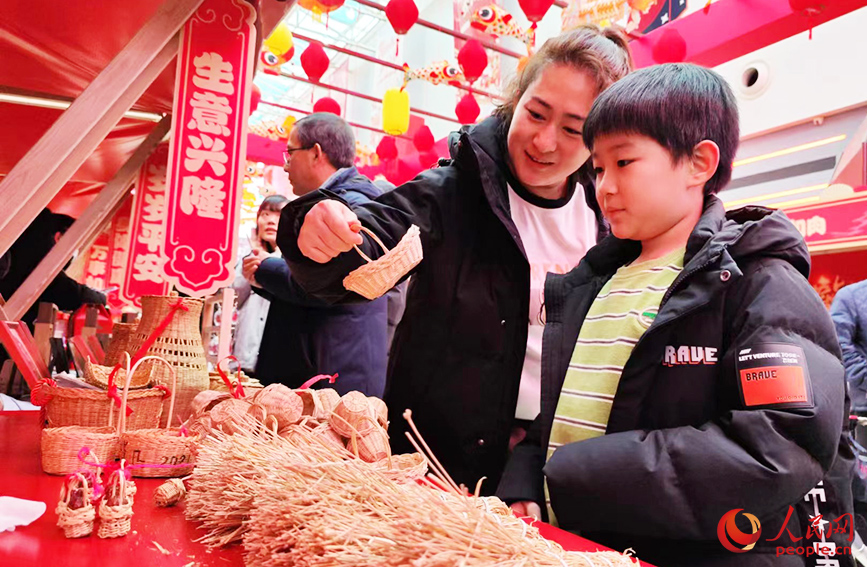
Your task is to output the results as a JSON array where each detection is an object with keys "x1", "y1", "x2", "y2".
[
  {"x1": 279, "y1": 116, "x2": 605, "y2": 494},
  {"x1": 497, "y1": 197, "x2": 855, "y2": 567},
  {"x1": 254, "y1": 167, "x2": 388, "y2": 397}
]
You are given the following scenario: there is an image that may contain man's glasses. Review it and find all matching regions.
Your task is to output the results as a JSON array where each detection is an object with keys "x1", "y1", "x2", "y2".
[{"x1": 283, "y1": 146, "x2": 314, "y2": 163}]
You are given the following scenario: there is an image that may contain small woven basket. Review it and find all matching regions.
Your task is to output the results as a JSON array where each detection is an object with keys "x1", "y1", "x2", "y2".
[
  {"x1": 103, "y1": 322, "x2": 137, "y2": 367},
  {"x1": 84, "y1": 357, "x2": 153, "y2": 390},
  {"x1": 97, "y1": 465, "x2": 135, "y2": 538},
  {"x1": 37, "y1": 382, "x2": 164, "y2": 430},
  {"x1": 55, "y1": 472, "x2": 96, "y2": 538},
  {"x1": 343, "y1": 225, "x2": 422, "y2": 300},
  {"x1": 253, "y1": 384, "x2": 304, "y2": 430},
  {"x1": 329, "y1": 391, "x2": 376, "y2": 438},
  {"x1": 122, "y1": 357, "x2": 199, "y2": 478}
]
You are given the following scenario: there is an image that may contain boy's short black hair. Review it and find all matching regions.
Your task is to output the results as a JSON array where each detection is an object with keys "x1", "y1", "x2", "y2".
[{"x1": 583, "y1": 63, "x2": 739, "y2": 195}]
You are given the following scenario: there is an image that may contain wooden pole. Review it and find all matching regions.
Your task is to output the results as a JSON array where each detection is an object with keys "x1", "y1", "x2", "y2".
[{"x1": 4, "y1": 116, "x2": 172, "y2": 321}]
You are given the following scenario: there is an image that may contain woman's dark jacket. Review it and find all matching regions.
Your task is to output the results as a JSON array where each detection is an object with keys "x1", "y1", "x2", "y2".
[{"x1": 278, "y1": 116, "x2": 605, "y2": 493}]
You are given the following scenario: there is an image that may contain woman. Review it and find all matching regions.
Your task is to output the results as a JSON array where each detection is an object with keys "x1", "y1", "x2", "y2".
[
  {"x1": 232, "y1": 194, "x2": 289, "y2": 376},
  {"x1": 278, "y1": 26, "x2": 633, "y2": 494}
]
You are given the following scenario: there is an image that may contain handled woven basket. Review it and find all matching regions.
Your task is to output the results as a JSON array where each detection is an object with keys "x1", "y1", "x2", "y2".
[
  {"x1": 35, "y1": 380, "x2": 164, "y2": 430},
  {"x1": 55, "y1": 472, "x2": 96, "y2": 538},
  {"x1": 122, "y1": 356, "x2": 199, "y2": 478},
  {"x1": 84, "y1": 356, "x2": 153, "y2": 390},
  {"x1": 343, "y1": 225, "x2": 422, "y2": 300}
]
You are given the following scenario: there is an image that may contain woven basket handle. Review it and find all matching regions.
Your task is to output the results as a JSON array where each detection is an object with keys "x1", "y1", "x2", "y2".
[
  {"x1": 129, "y1": 356, "x2": 177, "y2": 432},
  {"x1": 351, "y1": 227, "x2": 390, "y2": 264}
]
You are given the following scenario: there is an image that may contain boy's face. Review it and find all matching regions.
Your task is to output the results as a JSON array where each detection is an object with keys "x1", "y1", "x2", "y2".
[
  {"x1": 507, "y1": 63, "x2": 597, "y2": 199},
  {"x1": 592, "y1": 133, "x2": 705, "y2": 243}
]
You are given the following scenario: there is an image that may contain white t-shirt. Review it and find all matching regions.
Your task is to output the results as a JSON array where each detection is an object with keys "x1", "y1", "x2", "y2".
[{"x1": 509, "y1": 183, "x2": 598, "y2": 420}]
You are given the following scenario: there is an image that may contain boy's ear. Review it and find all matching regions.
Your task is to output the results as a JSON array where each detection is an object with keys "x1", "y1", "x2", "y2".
[{"x1": 688, "y1": 140, "x2": 720, "y2": 188}]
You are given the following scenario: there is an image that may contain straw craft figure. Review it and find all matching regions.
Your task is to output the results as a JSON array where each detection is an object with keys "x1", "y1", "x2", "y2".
[
  {"x1": 154, "y1": 478, "x2": 187, "y2": 508},
  {"x1": 343, "y1": 224, "x2": 423, "y2": 300},
  {"x1": 56, "y1": 472, "x2": 96, "y2": 538}
]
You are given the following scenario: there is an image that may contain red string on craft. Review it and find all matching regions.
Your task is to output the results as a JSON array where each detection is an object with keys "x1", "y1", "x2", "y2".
[
  {"x1": 106, "y1": 365, "x2": 133, "y2": 416},
  {"x1": 31, "y1": 377, "x2": 57, "y2": 406},
  {"x1": 155, "y1": 384, "x2": 172, "y2": 399},
  {"x1": 299, "y1": 372, "x2": 338, "y2": 389},
  {"x1": 129, "y1": 299, "x2": 190, "y2": 364},
  {"x1": 217, "y1": 355, "x2": 244, "y2": 398}
]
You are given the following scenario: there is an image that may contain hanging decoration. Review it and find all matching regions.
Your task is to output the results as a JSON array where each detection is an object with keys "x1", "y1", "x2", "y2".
[
  {"x1": 518, "y1": 0, "x2": 555, "y2": 23},
  {"x1": 313, "y1": 97, "x2": 342, "y2": 116},
  {"x1": 386, "y1": 0, "x2": 420, "y2": 55},
  {"x1": 560, "y1": 0, "x2": 657, "y2": 33},
  {"x1": 412, "y1": 126, "x2": 435, "y2": 153},
  {"x1": 261, "y1": 22, "x2": 294, "y2": 67},
  {"x1": 248, "y1": 120, "x2": 289, "y2": 141},
  {"x1": 250, "y1": 84, "x2": 261, "y2": 114},
  {"x1": 789, "y1": 0, "x2": 824, "y2": 39},
  {"x1": 382, "y1": 88, "x2": 410, "y2": 136},
  {"x1": 457, "y1": 40, "x2": 488, "y2": 84},
  {"x1": 471, "y1": 5, "x2": 536, "y2": 54},
  {"x1": 376, "y1": 136, "x2": 399, "y2": 161},
  {"x1": 402, "y1": 61, "x2": 466, "y2": 87},
  {"x1": 300, "y1": 42, "x2": 330, "y2": 83},
  {"x1": 651, "y1": 27, "x2": 686, "y2": 63},
  {"x1": 455, "y1": 93, "x2": 481, "y2": 124},
  {"x1": 299, "y1": 0, "x2": 345, "y2": 20},
  {"x1": 282, "y1": 115, "x2": 297, "y2": 136}
]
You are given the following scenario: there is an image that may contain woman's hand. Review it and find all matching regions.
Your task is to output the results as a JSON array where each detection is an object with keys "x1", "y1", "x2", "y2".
[
  {"x1": 509, "y1": 501, "x2": 542, "y2": 521},
  {"x1": 298, "y1": 200, "x2": 363, "y2": 263},
  {"x1": 242, "y1": 249, "x2": 265, "y2": 286}
]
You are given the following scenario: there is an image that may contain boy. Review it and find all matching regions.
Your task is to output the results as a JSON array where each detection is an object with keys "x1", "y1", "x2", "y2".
[{"x1": 497, "y1": 64, "x2": 855, "y2": 566}]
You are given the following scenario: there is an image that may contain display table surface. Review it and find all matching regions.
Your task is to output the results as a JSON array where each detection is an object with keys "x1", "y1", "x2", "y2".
[{"x1": 0, "y1": 411, "x2": 649, "y2": 566}]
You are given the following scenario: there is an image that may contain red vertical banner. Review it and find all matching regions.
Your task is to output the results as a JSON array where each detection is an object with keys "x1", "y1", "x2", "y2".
[
  {"x1": 82, "y1": 231, "x2": 111, "y2": 292},
  {"x1": 163, "y1": 0, "x2": 257, "y2": 297},
  {"x1": 122, "y1": 143, "x2": 172, "y2": 307},
  {"x1": 105, "y1": 198, "x2": 134, "y2": 310}
]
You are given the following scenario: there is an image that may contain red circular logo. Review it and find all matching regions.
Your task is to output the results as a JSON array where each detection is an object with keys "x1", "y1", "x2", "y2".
[{"x1": 717, "y1": 509, "x2": 762, "y2": 553}]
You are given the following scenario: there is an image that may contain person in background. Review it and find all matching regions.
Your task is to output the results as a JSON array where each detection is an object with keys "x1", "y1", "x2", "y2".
[
  {"x1": 501, "y1": 64, "x2": 854, "y2": 566},
  {"x1": 371, "y1": 178, "x2": 407, "y2": 353},
  {"x1": 832, "y1": 279, "x2": 867, "y2": 415},
  {"x1": 277, "y1": 26, "x2": 633, "y2": 494},
  {"x1": 244, "y1": 112, "x2": 388, "y2": 397},
  {"x1": 232, "y1": 194, "x2": 289, "y2": 376}
]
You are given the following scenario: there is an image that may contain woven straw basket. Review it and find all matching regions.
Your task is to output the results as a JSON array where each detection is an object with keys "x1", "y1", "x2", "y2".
[
  {"x1": 37, "y1": 382, "x2": 164, "y2": 430},
  {"x1": 55, "y1": 473, "x2": 96, "y2": 538},
  {"x1": 126, "y1": 295, "x2": 209, "y2": 427},
  {"x1": 122, "y1": 356, "x2": 199, "y2": 478},
  {"x1": 97, "y1": 465, "x2": 134, "y2": 538},
  {"x1": 103, "y1": 322, "x2": 137, "y2": 367},
  {"x1": 343, "y1": 225, "x2": 422, "y2": 300},
  {"x1": 84, "y1": 357, "x2": 153, "y2": 390}
]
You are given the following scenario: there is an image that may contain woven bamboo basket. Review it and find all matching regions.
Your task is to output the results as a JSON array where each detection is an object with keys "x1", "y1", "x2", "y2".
[
  {"x1": 190, "y1": 390, "x2": 232, "y2": 416},
  {"x1": 209, "y1": 398, "x2": 254, "y2": 434},
  {"x1": 41, "y1": 353, "x2": 137, "y2": 475},
  {"x1": 329, "y1": 391, "x2": 376, "y2": 438},
  {"x1": 368, "y1": 396, "x2": 388, "y2": 428},
  {"x1": 154, "y1": 478, "x2": 186, "y2": 507},
  {"x1": 355, "y1": 427, "x2": 390, "y2": 463},
  {"x1": 37, "y1": 381, "x2": 164, "y2": 430},
  {"x1": 254, "y1": 384, "x2": 303, "y2": 429},
  {"x1": 103, "y1": 322, "x2": 137, "y2": 367},
  {"x1": 126, "y1": 294, "x2": 209, "y2": 427},
  {"x1": 317, "y1": 388, "x2": 340, "y2": 416},
  {"x1": 122, "y1": 357, "x2": 199, "y2": 478},
  {"x1": 343, "y1": 225, "x2": 422, "y2": 300},
  {"x1": 209, "y1": 370, "x2": 262, "y2": 395},
  {"x1": 84, "y1": 357, "x2": 153, "y2": 390},
  {"x1": 97, "y1": 464, "x2": 135, "y2": 538},
  {"x1": 55, "y1": 472, "x2": 96, "y2": 538}
]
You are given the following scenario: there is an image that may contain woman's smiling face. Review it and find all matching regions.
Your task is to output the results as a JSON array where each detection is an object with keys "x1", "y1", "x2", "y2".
[{"x1": 506, "y1": 63, "x2": 598, "y2": 199}]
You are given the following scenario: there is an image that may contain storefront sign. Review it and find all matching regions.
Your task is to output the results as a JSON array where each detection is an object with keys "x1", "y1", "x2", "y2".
[
  {"x1": 82, "y1": 231, "x2": 111, "y2": 292},
  {"x1": 104, "y1": 199, "x2": 133, "y2": 310},
  {"x1": 163, "y1": 0, "x2": 256, "y2": 297},
  {"x1": 785, "y1": 194, "x2": 867, "y2": 252},
  {"x1": 122, "y1": 143, "x2": 172, "y2": 307}
]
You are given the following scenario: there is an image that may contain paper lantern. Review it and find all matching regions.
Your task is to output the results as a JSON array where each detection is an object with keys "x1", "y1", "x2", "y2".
[
  {"x1": 282, "y1": 115, "x2": 297, "y2": 137},
  {"x1": 263, "y1": 22, "x2": 294, "y2": 63},
  {"x1": 455, "y1": 94, "x2": 480, "y2": 125},
  {"x1": 385, "y1": 0, "x2": 419, "y2": 35},
  {"x1": 376, "y1": 136, "x2": 398, "y2": 161},
  {"x1": 518, "y1": 0, "x2": 555, "y2": 23},
  {"x1": 300, "y1": 42, "x2": 330, "y2": 83},
  {"x1": 412, "y1": 125, "x2": 435, "y2": 153},
  {"x1": 313, "y1": 97, "x2": 341, "y2": 116},
  {"x1": 382, "y1": 88, "x2": 410, "y2": 136},
  {"x1": 458, "y1": 40, "x2": 488, "y2": 84},
  {"x1": 651, "y1": 28, "x2": 687, "y2": 64},
  {"x1": 299, "y1": 0, "x2": 343, "y2": 15},
  {"x1": 250, "y1": 84, "x2": 261, "y2": 114}
]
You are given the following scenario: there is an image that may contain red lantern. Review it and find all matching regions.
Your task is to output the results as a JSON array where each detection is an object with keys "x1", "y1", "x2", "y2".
[
  {"x1": 455, "y1": 94, "x2": 481, "y2": 125},
  {"x1": 313, "y1": 97, "x2": 341, "y2": 115},
  {"x1": 376, "y1": 136, "x2": 399, "y2": 161},
  {"x1": 412, "y1": 125, "x2": 435, "y2": 153},
  {"x1": 319, "y1": 0, "x2": 346, "y2": 7},
  {"x1": 385, "y1": 0, "x2": 419, "y2": 35},
  {"x1": 518, "y1": 0, "x2": 555, "y2": 23},
  {"x1": 300, "y1": 42, "x2": 330, "y2": 83},
  {"x1": 458, "y1": 40, "x2": 488, "y2": 84},
  {"x1": 651, "y1": 28, "x2": 687, "y2": 64},
  {"x1": 250, "y1": 84, "x2": 261, "y2": 114},
  {"x1": 789, "y1": 0, "x2": 823, "y2": 39}
]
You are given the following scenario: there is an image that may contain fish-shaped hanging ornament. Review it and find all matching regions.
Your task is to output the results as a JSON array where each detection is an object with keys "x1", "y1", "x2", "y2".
[
  {"x1": 561, "y1": 0, "x2": 657, "y2": 33},
  {"x1": 471, "y1": 4, "x2": 536, "y2": 54},
  {"x1": 402, "y1": 61, "x2": 466, "y2": 87}
]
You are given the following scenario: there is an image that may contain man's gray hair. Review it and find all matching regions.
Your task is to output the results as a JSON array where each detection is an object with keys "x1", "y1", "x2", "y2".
[{"x1": 293, "y1": 112, "x2": 356, "y2": 169}]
